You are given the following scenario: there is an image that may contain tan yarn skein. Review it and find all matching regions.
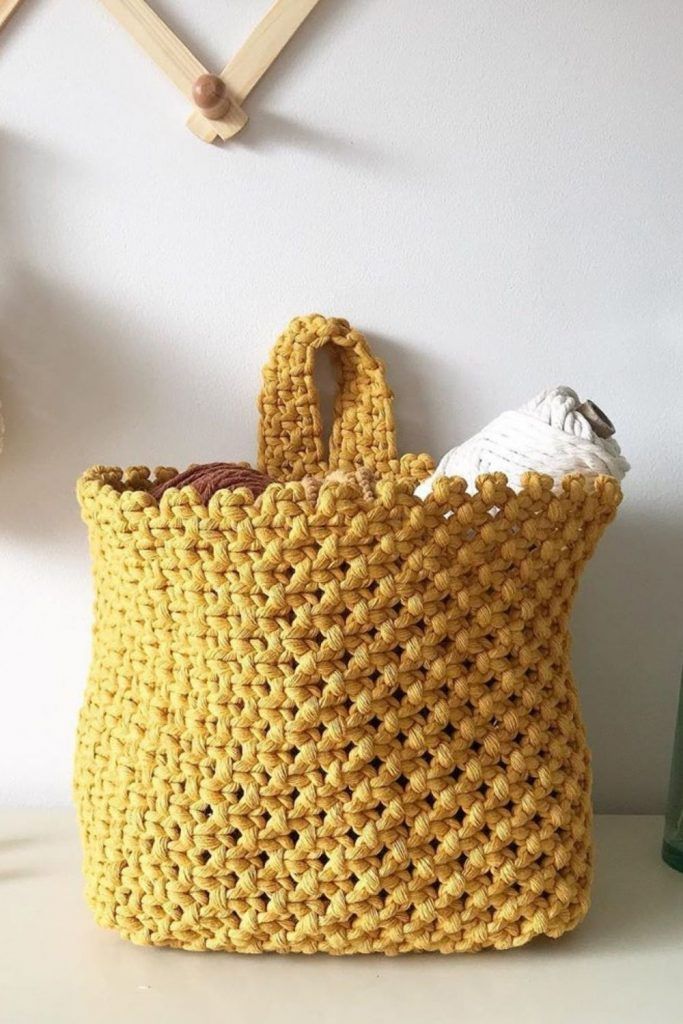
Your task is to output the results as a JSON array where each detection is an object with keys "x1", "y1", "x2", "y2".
[{"x1": 302, "y1": 466, "x2": 377, "y2": 503}]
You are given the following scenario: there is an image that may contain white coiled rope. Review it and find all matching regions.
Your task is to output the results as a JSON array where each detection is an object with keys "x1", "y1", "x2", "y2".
[{"x1": 415, "y1": 386, "x2": 630, "y2": 497}]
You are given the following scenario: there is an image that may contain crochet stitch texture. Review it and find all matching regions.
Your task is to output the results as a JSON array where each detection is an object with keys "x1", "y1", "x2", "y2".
[{"x1": 75, "y1": 314, "x2": 621, "y2": 953}]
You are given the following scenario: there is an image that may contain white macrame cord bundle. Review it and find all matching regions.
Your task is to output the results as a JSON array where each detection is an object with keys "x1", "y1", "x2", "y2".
[{"x1": 416, "y1": 386, "x2": 629, "y2": 497}]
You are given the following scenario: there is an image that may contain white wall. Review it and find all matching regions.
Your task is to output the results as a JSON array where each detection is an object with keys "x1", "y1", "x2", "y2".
[{"x1": 1, "y1": 0, "x2": 681, "y2": 811}]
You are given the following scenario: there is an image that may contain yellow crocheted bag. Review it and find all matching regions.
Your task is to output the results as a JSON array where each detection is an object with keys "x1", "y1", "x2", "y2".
[{"x1": 75, "y1": 314, "x2": 621, "y2": 954}]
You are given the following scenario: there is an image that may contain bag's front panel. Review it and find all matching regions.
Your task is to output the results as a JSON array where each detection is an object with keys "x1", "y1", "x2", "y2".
[
  {"x1": 75, "y1": 473, "x2": 620, "y2": 953},
  {"x1": 76, "y1": 483, "x2": 456, "y2": 952},
  {"x1": 75, "y1": 504, "x2": 177, "y2": 933}
]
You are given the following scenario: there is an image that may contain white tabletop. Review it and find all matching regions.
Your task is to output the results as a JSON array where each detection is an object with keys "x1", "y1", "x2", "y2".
[{"x1": 2, "y1": 811, "x2": 682, "y2": 1024}]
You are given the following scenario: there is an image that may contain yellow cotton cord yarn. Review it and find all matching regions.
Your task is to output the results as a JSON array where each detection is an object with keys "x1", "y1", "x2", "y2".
[
  {"x1": 74, "y1": 315, "x2": 622, "y2": 955},
  {"x1": 258, "y1": 315, "x2": 399, "y2": 480}
]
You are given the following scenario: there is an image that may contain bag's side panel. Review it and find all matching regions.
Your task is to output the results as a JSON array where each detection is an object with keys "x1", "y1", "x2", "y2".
[
  {"x1": 419, "y1": 473, "x2": 619, "y2": 948},
  {"x1": 75, "y1": 499, "x2": 168, "y2": 937}
]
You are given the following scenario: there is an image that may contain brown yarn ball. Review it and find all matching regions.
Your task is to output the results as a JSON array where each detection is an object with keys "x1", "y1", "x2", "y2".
[{"x1": 151, "y1": 462, "x2": 272, "y2": 503}]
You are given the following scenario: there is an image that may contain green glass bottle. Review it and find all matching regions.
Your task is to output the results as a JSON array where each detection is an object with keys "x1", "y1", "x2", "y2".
[{"x1": 663, "y1": 674, "x2": 683, "y2": 872}]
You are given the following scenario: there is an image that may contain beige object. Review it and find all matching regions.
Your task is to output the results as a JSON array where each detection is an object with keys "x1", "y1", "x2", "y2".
[
  {"x1": 0, "y1": 0, "x2": 25, "y2": 31},
  {"x1": 0, "y1": 0, "x2": 25, "y2": 32},
  {"x1": 98, "y1": 0, "x2": 321, "y2": 143},
  {"x1": 301, "y1": 466, "x2": 377, "y2": 503}
]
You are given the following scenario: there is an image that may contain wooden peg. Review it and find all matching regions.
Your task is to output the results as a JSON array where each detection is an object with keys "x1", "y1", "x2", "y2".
[{"x1": 192, "y1": 74, "x2": 231, "y2": 120}]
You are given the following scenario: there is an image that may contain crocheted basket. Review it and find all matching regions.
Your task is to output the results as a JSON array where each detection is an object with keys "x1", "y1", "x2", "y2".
[{"x1": 74, "y1": 314, "x2": 622, "y2": 954}]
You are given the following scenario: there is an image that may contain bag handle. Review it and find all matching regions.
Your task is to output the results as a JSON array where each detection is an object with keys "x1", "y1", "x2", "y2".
[{"x1": 258, "y1": 314, "x2": 398, "y2": 480}]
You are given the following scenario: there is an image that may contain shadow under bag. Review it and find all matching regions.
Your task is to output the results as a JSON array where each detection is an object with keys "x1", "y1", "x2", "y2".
[{"x1": 74, "y1": 314, "x2": 621, "y2": 953}]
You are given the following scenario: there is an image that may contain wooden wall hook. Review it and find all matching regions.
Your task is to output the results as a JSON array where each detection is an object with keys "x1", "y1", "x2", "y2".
[{"x1": 98, "y1": 0, "x2": 322, "y2": 144}]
